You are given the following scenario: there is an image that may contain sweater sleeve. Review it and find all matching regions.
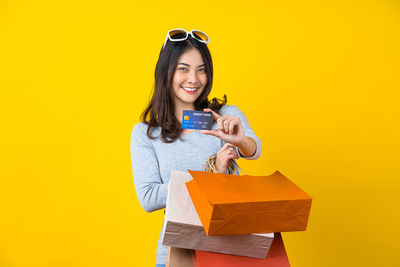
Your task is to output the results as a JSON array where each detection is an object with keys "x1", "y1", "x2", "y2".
[
  {"x1": 221, "y1": 105, "x2": 262, "y2": 160},
  {"x1": 130, "y1": 123, "x2": 168, "y2": 213}
]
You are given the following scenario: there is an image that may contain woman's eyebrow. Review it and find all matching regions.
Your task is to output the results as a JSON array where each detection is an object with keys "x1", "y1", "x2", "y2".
[{"x1": 177, "y1": 63, "x2": 206, "y2": 68}]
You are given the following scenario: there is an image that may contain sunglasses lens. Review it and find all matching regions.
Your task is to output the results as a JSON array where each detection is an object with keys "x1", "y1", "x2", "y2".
[
  {"x1": 192, "y1": 31, "x2": 209, "y2": 43},
  {"x1": 168, "y1": 30, "x2": 187, "y2": 40}
]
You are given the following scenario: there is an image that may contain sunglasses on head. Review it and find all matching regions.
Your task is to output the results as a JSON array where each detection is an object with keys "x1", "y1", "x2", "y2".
[{"x1": 162, "y1": 29, "x2": 210, "y2": 50}]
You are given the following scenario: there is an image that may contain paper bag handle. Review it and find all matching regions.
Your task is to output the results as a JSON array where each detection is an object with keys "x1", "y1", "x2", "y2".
[{"x1": 204, "y1": 153, "x2": 245, "y2": 175}]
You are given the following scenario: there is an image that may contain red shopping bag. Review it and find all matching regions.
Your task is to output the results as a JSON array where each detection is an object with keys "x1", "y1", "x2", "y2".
[{"x1": 192, "y1": 233, "x2": 290, "y2": 267}]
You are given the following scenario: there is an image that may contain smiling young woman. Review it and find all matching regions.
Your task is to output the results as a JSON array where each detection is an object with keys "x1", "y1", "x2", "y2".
[
  {"x1": 170, "y1": 48, "x2": 208, "y2": 135},
  {"x1": 130, "y1": 29, "x2": 261, "y2": 267}
]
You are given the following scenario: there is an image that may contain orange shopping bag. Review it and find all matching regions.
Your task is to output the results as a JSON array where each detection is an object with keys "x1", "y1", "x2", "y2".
[{"x1": 185, "y1": 170, "x2": 312, "y2": 236}]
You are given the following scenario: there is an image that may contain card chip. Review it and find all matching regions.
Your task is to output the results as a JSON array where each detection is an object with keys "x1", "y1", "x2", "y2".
[{"x1": 184, "y1": 116, "x2": 190, "y2": 120}]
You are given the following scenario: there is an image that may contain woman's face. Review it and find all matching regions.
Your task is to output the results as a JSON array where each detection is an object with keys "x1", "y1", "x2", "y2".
[{"x1": 171, "y1": 48, "x2": 207, "y2": 109}]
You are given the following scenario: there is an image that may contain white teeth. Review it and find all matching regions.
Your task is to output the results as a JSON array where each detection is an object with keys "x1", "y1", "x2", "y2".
[{"x1": 182, "y1": 87, "x2": 198, "y2": 92}]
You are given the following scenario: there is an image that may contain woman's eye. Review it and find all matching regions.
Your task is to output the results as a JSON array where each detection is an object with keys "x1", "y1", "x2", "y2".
[
  {"x1": 199, "y1": 68, "x2": 206, "y2": 73},
  {"x1": 178, "y1": 67, "x2": 188, "y2": 71}
]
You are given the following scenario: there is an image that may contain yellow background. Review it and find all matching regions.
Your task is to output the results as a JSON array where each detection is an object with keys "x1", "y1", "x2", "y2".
[{"x1": 1, "y1": 0, "x2": 399, "y2": 266}]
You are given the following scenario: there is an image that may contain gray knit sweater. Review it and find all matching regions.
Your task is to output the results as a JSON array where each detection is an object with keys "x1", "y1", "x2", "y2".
[{"x1": 130, "y1": 105, "x2": 261, "y2": 265}]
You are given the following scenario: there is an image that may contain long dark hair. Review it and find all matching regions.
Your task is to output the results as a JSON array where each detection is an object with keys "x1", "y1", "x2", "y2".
[{"x1": 140, "y1": 32, "x2": 227, "y2": 143}]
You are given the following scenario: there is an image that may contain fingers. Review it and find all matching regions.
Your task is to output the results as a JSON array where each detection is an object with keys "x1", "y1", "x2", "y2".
[
  {"x1": 200, "y1": 109, "x2": 243, "y2": 144},
  {"x1": 202, "y1": 108, "x2": 228, "y2": 134},
  {"x1": 217, "y1": 115, "x2": 226, "y2": 132},
  {"x1": 215, "y1": 143, "x2": 239, "y2": 173},
  {"x1": 228, "y1": 119, "x2": 238, "y2": 135},
  {"x1": 217, "y1": 115, "x2": 240, "y2": 134},
  {"x1": 220, "y1": 142, "x2": 234, "y2": 151},
  {"x1": 223, "y1": 118, "x2": 230, "y2": 133},
  {"x1": 225, "y1": 149, "x2": 240, "y2": 159},
  {"x1": 218, "y1": 148, "x2": 239, "y2": 160},
  {"x1": 203, "y1": 108, "x2": 221, "y2": 120},
  {"x1": 218, "y1": 143, "x2": 239, "y2": 158}
]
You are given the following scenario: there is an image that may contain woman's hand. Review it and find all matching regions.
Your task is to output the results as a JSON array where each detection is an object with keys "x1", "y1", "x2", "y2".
[
  {"x1": 214, "y1": 143, "x2": 239, "y2": 173},
  {"x1": 200, "y1": 108, "x2": 247, "y2": 147}
]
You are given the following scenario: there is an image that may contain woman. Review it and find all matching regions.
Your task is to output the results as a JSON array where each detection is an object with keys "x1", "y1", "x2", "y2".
[{"x1": 130, "y1": 29, "x2": 262, "y2": 267}]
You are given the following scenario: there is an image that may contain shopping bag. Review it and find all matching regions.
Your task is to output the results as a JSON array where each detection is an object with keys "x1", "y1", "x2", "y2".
[
  {"x1": 166, "y1": 246, "x2": 194, "y2": 267},
  {"x1": 192, "y1": 233, "x2": 290, "y2": 267},
  {"x1": 162, "y1": 170, "x2": 274, "y2": 258},
  {"x1": 186, "y1": 170, "x2": 312, "y2": 236}
]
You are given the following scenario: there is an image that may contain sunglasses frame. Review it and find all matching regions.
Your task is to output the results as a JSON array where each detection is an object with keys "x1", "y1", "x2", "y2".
[{"x1": 162, "y1": 28, "x2": 210, "y2": 50}]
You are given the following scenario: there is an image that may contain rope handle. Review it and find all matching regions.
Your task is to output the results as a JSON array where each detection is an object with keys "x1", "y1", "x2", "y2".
[{"x1": 204, "y1": 153, "x2": 245, "y2": 175}]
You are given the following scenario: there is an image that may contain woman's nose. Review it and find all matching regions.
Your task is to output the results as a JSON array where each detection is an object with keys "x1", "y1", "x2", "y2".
[{"x1": 187, "y1": 70, "x2": 199, "y2": 84}]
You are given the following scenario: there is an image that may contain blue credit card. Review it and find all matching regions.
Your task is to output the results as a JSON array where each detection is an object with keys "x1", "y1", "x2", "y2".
[{"x1": 182, "y1": 110, "x2": 213, "y2": 130}]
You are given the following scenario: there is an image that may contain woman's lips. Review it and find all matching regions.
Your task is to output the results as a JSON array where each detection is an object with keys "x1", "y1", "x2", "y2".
[{"x1": 181, "y1": 86, "x2": 199, "y2": 94}]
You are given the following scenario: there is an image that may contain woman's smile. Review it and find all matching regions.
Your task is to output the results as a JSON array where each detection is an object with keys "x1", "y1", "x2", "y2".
[{"x1": 181, "y1": 86, "x2": 199, "y2": 93}]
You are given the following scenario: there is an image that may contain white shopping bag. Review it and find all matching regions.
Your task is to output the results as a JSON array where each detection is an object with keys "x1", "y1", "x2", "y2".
[{"x1": 162, "y1": 170, "x2": 274, "y2": 259}]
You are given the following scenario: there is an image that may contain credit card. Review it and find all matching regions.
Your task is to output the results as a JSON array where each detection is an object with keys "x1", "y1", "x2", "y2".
[{"x1": 181, "y1": 110, "x2": 213, "y2": 130}]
